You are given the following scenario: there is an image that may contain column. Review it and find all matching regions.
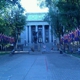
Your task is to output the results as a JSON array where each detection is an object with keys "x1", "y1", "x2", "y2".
[
  {"x1": 26, "y1": 26, "x2": 28, "y2": 43},
  {"x1": 29, "y1": 25, "x2": 31, "y2": 43},
  {"x1": 36, "y1": 25, "x2": 38, "y2": 43},
  {"x1": 36, "y1": 25, "x2": 38, "y2": 32},
  {"x1": 49, "y1": 25, "x2": 51, "y2": 43},
  {"x1": 42, "y1": 25, "x2": 45, "y2": 43}
]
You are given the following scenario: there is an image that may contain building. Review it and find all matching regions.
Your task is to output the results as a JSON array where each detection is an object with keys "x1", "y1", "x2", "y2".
[{"x1": 20, "y1": 13, "x2": 56, "y2": 45}]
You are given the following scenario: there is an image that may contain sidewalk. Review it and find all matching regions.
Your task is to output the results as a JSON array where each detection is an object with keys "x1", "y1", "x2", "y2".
[
  {"x1": 47, "y1": 52, "x2": 80, "y2": 80},
  {"x1": 0, "y1": 54, "x2": 52, "y2": 80},
  {"x1": 0, "y1": 50, "x2": 80, "y2": 80}
]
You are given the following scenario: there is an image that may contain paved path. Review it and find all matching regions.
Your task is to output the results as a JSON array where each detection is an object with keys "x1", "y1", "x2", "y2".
[
  {"x1": 0, "y1": 52, "x2": 80, "y2": 80},
  {"x1": 46, "y1": 53, "x2": 80, "y2": 80},
  {"x1": 0, "y1": 54, "x2": 52, "y2": 80}
]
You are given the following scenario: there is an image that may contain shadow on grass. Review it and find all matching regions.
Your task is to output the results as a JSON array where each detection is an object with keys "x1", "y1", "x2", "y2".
[
  {"x1": 0, "y1": 51, "x2": 10, "y2": 55},
  {"x1": 67, "y1": 51, "x2": 80, "y2": 58}
]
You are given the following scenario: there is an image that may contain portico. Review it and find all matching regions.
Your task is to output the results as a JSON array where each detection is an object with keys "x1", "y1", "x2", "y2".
[
  {"x1": 26, "y1": 24, "x2": 51, "y2": 43},
  {"x1": 20, "y1": 13, "x2": 55, "y2": 44}
]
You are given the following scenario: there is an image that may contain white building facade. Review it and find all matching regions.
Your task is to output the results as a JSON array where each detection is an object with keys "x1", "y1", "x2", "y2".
[{"x1": 20, "y1": 13, "x2": 56, "y2": 44}]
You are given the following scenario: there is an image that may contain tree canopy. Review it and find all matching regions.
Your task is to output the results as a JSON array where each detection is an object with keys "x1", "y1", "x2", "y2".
[
  {"x1": 0, "y1": 0, "x2": 26, "y2": 36},
  {"x1": 38, "y1": 0, "x2": 80, "y2": 40},
  {"x1": 0, "y1": 0, "x2": 27, "y2": 50}
]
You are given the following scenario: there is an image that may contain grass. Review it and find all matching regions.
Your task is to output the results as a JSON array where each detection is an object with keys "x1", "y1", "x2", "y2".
[
  {"x1": 0, "y1": 51, "x2": 10, "y2": 55},
  {"x1": 71, "y1": 53, "x2": 80, "y2": 58},
  {"x1": 67, "y1": 51, "x2": 80, "y2": 58}
]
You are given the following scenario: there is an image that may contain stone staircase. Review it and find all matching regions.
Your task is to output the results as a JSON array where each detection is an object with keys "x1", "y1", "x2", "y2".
[
  {"x1": 44, "y1": 43, "x2": 57, "y2": 51},
  {"x1": 14, "y1": 43, "x2": 59, "y2": 54},
  {"x1": 15, "y1": 45, "x2": 29, "y2": 54}
]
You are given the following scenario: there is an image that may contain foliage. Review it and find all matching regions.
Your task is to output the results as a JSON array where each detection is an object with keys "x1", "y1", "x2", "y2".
[
  {"x1": 0, "y1": 0, "x2": 26, "y2": 37},
  {"x1": 39, "y1": 0, "x2": 80, "y2": 41},
  {"x1": 11, "y1": 7, "x2": 27, "y2": 41},
  {"x1": 0, "y1": 0, "x2": 27, "y2": 50}
]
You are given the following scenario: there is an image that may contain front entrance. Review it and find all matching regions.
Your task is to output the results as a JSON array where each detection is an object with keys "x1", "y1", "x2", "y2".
[
  {"x1": 31, "y1": 25, "x2": 35, "y2": 43},
  {"x1": 38, "y1": 25, "x2": 42, "y2": 43},
  {"x1": 30, "y1": 25, "x2": 51, "y2": 43},
  {"x1": 45, "y1": 25, "x2": 49, "y2": 43}
]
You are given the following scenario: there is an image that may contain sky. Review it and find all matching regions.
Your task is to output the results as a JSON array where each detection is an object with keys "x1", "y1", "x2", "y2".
[{"x1": 20, "y1": 0, "x2": 48, "y2": 13}]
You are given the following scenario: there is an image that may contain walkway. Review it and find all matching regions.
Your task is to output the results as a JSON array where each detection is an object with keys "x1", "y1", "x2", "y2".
[
  {"x1": 0, "y1": 54, "x2": 50, "y2": 80},
  {"x1": 47, "y1": 53, "x2": 80, "y2": 80},
  {"x1": 0, "y1": 51, "x2": 80, "y2": 80}
]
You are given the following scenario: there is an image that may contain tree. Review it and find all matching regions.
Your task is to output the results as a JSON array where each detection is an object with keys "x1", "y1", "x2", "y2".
[
  {"x1": 56, "y1": 0, "x2": 77, "y2": 30},
  {"x1": 39, "y1": 0, "x2": 63, "y2": 39},
  {"x1": 2, "y1": 0, "x2": 27, "y2": 39},
  {"x1": 12, "y1": 8, "x2": 26, "y2": 45},
  {"x1": 0, "y1": 0, "x2": 27, "y2": 51},
  {"x1": 5, "y1": 5, "x2": 27, "y2": 49},
  {"x1": 39, "y1": 0, "x2": 80, "y2": 39},
  {"x1": 0, "y1": 0, "x2": 23, "y2": 35}
]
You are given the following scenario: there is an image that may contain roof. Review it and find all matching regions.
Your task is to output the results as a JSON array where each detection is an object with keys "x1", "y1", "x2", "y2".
[{"x1": 26, "y1": 13, "x2": 48, "y2": 21}]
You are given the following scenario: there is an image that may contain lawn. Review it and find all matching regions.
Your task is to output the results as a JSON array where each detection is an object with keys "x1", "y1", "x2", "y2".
[
  {"x1": 67, "y1": 51, "x2": 80, "y2": 58},
  {"x1": 71, "y1": 53, "x2": 80, "y2": 58},
  {"x1": 0, "y1": 51, "x2": 10, "y2": 55}
]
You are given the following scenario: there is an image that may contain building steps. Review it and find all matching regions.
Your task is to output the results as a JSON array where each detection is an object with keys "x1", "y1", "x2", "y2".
[{"x1": 14, "y1": 43, "x2": 58, "y2": 54}]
